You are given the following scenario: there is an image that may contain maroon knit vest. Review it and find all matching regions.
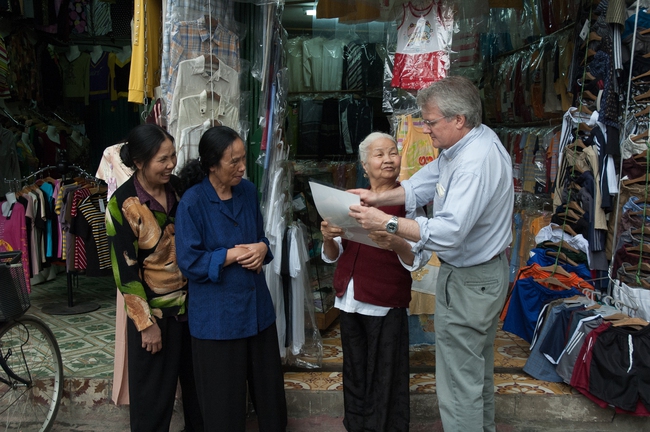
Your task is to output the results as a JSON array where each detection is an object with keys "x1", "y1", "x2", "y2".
[{"x1": 333, "y1": 204, "x2": 412, "y2": 308}]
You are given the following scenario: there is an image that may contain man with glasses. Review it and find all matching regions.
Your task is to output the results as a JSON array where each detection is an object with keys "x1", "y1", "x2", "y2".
[{"x1": 349, "y1": 76, "x2": 514, "y2": 432}]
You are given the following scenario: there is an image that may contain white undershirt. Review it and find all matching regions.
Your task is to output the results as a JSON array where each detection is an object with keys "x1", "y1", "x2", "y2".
[{"x1": 321, "y1": 237, "x2": 391, "y2": 317}]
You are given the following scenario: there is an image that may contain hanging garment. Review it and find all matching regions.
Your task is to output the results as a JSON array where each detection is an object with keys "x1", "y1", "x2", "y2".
[
  {"x1": 61, "y1": 52, "x2": 91, "y2": 105},
  {"x1": 399, "y1": 114, "x2": 437, "y2": 181},
  {"x1": 391, "y1": 0, "x2": 452, "y2": 90},
  {"x1": 302, "y1": 37, "x2": 325, "y2": 91},
  {"x1": 287, "y1": 37, "x2": 306, "y2": 93},
  {"x1": 297, "y1": 99, "x2": 323, "y2": 156},
  {"x1": 0, "y1": 199, "x2": 31, "y2": 293},
  {"x1": 168, "y1": 55, "x2": 239, "y2": 139},
  {"x1": 108, "y1": 51, "x2": 131, "y2": 101},
  {"x1": 321, "y1": 39, "x2": 344, "y2": 92},
  {"x1": 89, "y1": 51, "x2": 110, "y2": 101},
  {"x1": 85, "y1": 0, "x2": 112, "y2": 36},
  {"x1": 166, "y1": 16, "x2": 240, "y2": 114},
  {"x1": 128, "y1": 0, "x2": 161, "y2": 103}
]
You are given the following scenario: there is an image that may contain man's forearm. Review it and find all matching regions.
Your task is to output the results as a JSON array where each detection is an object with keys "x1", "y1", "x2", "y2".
[
  {"x1": 377, "y1": 186, "x2": 406, "y2": 206},
  {"x1": 396, "y1": 217, "x2": 421, "y2": 242}
]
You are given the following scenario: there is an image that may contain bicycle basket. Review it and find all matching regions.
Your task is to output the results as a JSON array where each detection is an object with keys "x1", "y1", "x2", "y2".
[{"x1": 0, "y1": 251, "x2": 30, "y2": 321}]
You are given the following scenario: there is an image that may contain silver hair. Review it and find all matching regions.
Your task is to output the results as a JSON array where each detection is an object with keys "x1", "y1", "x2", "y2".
[
  {"x1": 415, "y1": 76, "x2": 482, "y2": 129},
  {"x1": 358, "y1": 132, "x2": 397, "y2": 165}
]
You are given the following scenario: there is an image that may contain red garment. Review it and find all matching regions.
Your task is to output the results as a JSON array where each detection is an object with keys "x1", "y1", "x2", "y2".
[{"x1": 333, "y1": 204, "x2": 412, "y2": 308}]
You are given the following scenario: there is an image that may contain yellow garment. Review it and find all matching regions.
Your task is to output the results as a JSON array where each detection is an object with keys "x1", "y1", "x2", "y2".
[
  {"x1": 128, "y1": 0, "x2": 161, "y2": 104},
  {"x1": 399, "y1": 114, "x2": 438, "y2": 181}
]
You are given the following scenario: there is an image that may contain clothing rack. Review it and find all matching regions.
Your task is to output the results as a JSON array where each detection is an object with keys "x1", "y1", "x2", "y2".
[
  {"x1": 3, "y1": 165, "x2": 59, "y2": 192},
  {"x1": 7, "y1": 165, "x2": 104, "y2": 315},
  {"x1": 0, "y1": 108, "x2": 24, "y2": 127}
]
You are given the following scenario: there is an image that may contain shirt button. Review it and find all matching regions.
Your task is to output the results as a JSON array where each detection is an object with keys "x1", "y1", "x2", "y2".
[{"x1": 234, "y1": 223, "x2": 238, "y2": 227}]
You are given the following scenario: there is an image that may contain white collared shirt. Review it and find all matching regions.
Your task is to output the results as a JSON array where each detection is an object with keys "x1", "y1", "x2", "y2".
[
  {"x1": 402, "y1": 124, "x2": 514, "y2": 267},
  {"x1": 168, "y1": 55, "x2": 239, "y2": 138}
]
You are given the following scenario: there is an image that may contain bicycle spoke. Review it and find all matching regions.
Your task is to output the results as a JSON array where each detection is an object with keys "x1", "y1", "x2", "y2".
[{"x1": 0, "y1": 317, "x2": 63, "y2": 431}]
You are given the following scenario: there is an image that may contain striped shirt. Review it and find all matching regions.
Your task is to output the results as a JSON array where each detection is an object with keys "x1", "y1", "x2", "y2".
[{"x1": 78, "y1": 193, "x2": 111, "y2": 270}]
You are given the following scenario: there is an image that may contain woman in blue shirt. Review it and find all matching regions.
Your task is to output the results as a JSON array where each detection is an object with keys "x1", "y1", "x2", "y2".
[{"x1": 175, "y1": 126, "x2": 287, "y2": 431}]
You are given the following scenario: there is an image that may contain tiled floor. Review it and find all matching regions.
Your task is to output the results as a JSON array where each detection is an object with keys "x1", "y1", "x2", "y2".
[
  {"x1": 25, "y1": 270, "x2": 576, "y2": 397},
  {"x1": 27, "y1": 271, "x2": 117, "y2": 379}
]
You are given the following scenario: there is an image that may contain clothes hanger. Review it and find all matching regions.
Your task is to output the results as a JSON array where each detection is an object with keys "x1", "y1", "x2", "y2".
[
  {"x1": 204, "y1": 14, "x2": 218, "y2": 28},
  {"x1": 568, "y1": 201, "x2": 585, "y2": 215},
  {"x1": 580, "y1": 31, "x2": 602, "y2": 49},
  {"x1": 630, "y1": 228, "x2": 650, "y2": 237},
  {"x1": 577, "y1": 122, "x2": 592, "y2": 132},
  {"x1": 633, "y1": 68, "x2": 650, "y2": 81},
  {"x1": 624, "y1": 243, "x2": 650, "y2": 254},
  {"x1": 539, "y1": 263, "x2": 571, "y2": 278},
  {"x1": 580, "y1": 49, "x2": 597, "y2": 65},
  {"x1": 610, "y1": 316, "x2": 649, "y2": 330},
  {"x1": 622, "y1": 173, "x2": 650, "y2": 186},
  {"x1": 545, "y1": 240, "x2": 580, "y2": 254},
  {"x1": 630, "y1": 132, "x2": 649, "y2": 142},
  {"x1": 534, "y1": 276, "x2": 572, "y2": 290},
  {"x1": 566, "y1": 139, "x2": 587, "y2": 151},
  {"x1": 575, "y1": 164, "x2": 587, "y2": 174},
  {"x1": 634, "y1": 89, "x2": 650, "y2": 101},
  {"x1": 556, "y1": 210, "x2": 580, "y2": 223},
  {"x1": 560, "y1": 224, "x2": 579, "y2": 237},
  {"x1": 635, "y1": 105, "x2": 650, "y2": 117},
  {"x1": 583, "y1": 90, "x2": 598, "y2": 101},
  {"x1": 546, "y1": 250, "x2": 578, "y2": 266},
  {"x1": 632, "y1": 195, "x2": 650, "y2": 205},
  {"x1": 579, "y1": 104, "x2": 593, "y2": 115}
]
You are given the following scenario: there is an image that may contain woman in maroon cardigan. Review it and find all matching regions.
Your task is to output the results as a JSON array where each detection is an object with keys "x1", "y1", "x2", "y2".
[{"x1": 321, "y1": 132, "x2": 426, "y2": 431}]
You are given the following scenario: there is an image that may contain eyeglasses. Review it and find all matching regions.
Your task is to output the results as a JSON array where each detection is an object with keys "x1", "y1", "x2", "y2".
[{"x1": 421, "y1": 116, "x2": 448, "y2": 128}]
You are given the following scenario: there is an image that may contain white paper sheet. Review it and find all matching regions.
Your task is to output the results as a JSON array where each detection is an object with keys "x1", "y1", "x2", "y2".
[{"x1": 308, "y1": 181, "x2": 379, "y2": 248}]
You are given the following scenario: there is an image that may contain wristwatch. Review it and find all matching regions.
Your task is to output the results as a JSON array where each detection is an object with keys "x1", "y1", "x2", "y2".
[{"x1": 385, "y1": 216, "x2": 399, "y2": 234}]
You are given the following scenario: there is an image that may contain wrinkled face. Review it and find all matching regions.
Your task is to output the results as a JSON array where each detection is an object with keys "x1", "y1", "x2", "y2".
[
  {"x1": 211, "y1": 138, "x2": 246, "y2": 188},
  {"x1": 136, "y1": 138, "x2": 176, "y2": 187},
  {"x1": 420, "y1": 104, "x2": 465, "y2": 150},
  {"x1": 362, "y1": 137, "x2": 400, "y2": 183}
]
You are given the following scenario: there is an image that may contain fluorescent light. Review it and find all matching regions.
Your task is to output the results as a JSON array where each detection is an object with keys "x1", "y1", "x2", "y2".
[{"x1": 305, "y1": 9, "x2": 316, "y2": 16}]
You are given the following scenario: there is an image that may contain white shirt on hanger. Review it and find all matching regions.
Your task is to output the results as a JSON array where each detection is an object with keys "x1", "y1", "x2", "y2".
[
  {"x1": 176, "y1": 90, "x2": 239, "y2": 136},
  {"x1": 168, "y1": 55, "x2": 239, "y2": 139}
]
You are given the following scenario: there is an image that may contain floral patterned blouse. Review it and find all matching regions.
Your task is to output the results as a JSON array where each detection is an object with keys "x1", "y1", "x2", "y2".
[{"x1": 106, "y1": 175, "x2": 187, "y2": 331}]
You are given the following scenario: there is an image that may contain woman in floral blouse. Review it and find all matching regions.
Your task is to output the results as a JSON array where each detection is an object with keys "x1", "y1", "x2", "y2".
[{"x1": 106, "y1": 124, "x2": 202, "y2": 432}]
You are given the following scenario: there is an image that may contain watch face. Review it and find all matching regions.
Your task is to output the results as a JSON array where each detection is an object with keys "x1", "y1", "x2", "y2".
[{"x1": 386, "y1": 218, "x2": 398, "y2": 233}]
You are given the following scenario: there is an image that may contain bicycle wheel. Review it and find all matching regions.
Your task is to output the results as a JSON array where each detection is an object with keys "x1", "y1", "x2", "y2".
[{"x1": 0, "y1": 315, "x2": 64, "y2": 431}]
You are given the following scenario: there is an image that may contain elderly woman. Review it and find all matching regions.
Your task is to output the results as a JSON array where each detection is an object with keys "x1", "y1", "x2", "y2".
[
  {"x1": 105, "y1": 124, "x2": 202, "y2": 431},
  {"x1": 175, "y1": 126, "x2": 287, "y2": 431},
  {"x1": 321, "y1": 132, "x2": 429, "y2": 431}
]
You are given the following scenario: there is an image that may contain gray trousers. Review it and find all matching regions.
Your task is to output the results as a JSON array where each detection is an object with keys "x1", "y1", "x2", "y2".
[{"x1": 434, "y1": 253, "x2": 509, "y2": 432}]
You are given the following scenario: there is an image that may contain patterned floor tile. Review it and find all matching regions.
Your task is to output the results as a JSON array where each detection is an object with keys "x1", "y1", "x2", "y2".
[
  {"x1": 494, "y1": 373, "x2": 575, "y2": 395},
  {"x1": 284, "y1": 372, "x2": 344, "y2": 391},
  {"x1": 22, "y1": 273, "x2": 579, "y2": 397},
  {"x1": 409, "y1": 373, "x2": 437, "y2": 393}
]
